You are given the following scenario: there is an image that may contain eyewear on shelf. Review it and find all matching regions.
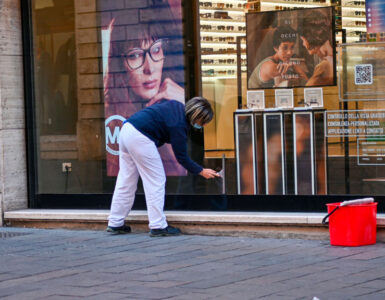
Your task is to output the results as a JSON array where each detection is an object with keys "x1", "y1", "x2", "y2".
[
  {"x1": 218, "y1": 48, "x2": 235, "y2": 52},
  {"x1": 201, "y1": 36, "x2": 213, "y2": 41},
  {"x1": 275, "y1": 6, "x2": 300, "y2": 10},
  {"x1": 217, "y1": 37, "x2": 234, "y2": 42},
  {"x1": 352, "y1": 11, "x2": 366, "y2": 16},
  {"x1": 218, "y1": 59, "x2": 235, "y2": 64},
  {"x1": 201, "y1": 47, "x2": 214, "y2": 52},
  {"x1": 200, "y1": 2, "x2": 212, "y2": 7},
  {"x1": 347, "y1": 21, "x2": 366, "y2": 26},
  {"x1": 347, "y1": 31, "x2": 362, "y2": 36},
  {"x1": 345, "y1": 1, "x2": 365, "y2": 6},
  {"x1": 202, "y1": 69, "x2": 215, "y2": 75},
  {"x1": 200, "y1": 13, "x2": 212, "y2": 18},
  {"x1": 122, "y1": 39, "x2": 167, "y2": 70},
  {"x1": 216, "y1": 3, "x2": 233, "y2": 8},
  {"x1": 200, "y1": 25, "x2": 212, "y2": 30},
  {"x1": 202, "y1": 59, "x2": 214, "y2": 64},
  {"x1": 217, "y1": 70, "x2": 235, "y2": 75},
  {"x1": 200, "y1": 2, "x2": 245, "y2": 9},
  {"x1": 217, "y1": 25, "x2": 234, "y2": 30}
]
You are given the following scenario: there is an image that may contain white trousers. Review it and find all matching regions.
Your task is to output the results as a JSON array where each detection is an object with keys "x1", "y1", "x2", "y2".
[{"x1": 108, "y1": 123, "x2": 168, "y2": 229}]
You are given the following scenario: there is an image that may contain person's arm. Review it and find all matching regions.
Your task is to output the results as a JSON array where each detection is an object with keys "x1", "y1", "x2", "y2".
[
  {"x1": 292, "y1": 63, "x2": 309, "y2": 81},
  {"x1": 260, "y1": 60, "x2": 289, "y2": 82},
  {"x1": 306, "y1": 61, "x2": 328, "y2": 86},
  {"x1": 169, "y1": 126, "x2": 219, "y2": 178}
]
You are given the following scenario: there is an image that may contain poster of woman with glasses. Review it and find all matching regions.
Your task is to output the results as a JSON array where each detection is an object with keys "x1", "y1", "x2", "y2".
[
  {"x1": 101, "y1": 0, "x2": 186, "y2": 176},
  {"x1": 247, "y1": 7, "x2": 336, "y2": 89}
]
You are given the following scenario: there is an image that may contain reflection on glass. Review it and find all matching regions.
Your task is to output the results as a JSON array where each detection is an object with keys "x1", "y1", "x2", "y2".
[
  {"x1": 34, "y1": 0, "x2": 77, "y2": 135},
  {"x1": 265, "y1": 114, "x2": 284, "y2": 195},
  {"x1": 236, "y1": 115, "x2": 255, "y2": 195},
  {"x1": 314, "y1": 112, "x2": 327, "y2": 194},
  {"x1": 338, "y1": 42, "x2": 385, "y2": 101},
  {"x1": 294, "y1": 113, "x2": 313, "y2": 195},
  {"x1": 255, "y1": 114, "x2": 265, "y2": 194},
  {"x1": 284, "y1": 113, "x2": 294, "y2": 194}
]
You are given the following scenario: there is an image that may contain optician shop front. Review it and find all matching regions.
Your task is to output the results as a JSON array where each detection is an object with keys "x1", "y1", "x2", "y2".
[{"x1": 1, "y1": 0, "x2": 384, "y2": 225}]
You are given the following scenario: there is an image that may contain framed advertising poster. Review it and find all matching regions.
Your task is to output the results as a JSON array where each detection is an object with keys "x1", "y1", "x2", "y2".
[
  {"x1": 100, "y1": 0, "x2": 186, "y2": 176},
  {"x1": 247, "y1": 90, "x2": 265, "y2": 110},
  {"x1": 247, "y1": 7, "x2": 336, "y2": 89},
  {"x1": 275, "y1": 89, "x2": 294, "y2": 108}
]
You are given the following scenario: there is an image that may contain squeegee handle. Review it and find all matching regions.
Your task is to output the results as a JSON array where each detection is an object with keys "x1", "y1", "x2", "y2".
[{"x1": 340, "y1": 198, "x2": 374, "y2": 207}]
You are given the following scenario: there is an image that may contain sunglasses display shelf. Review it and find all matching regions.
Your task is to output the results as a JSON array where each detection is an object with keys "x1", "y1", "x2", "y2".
[
  {"x1": 260, "y1": 0, "x2": 333, "y2": 11},
  {"x1": 341, "y1": 0, "x2": 366, "y2": 42},
  {"x1": 199, "y1": 0, "x2": 249, "y2": 80}
]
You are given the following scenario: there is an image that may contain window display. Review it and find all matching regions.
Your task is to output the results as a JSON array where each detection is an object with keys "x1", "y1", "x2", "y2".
[{"x1": 26, "y1": 0, "x2": 385, "y2": 211}]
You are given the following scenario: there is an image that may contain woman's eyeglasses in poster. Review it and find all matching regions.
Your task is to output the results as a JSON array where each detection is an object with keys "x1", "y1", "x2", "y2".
[{"x1": 123, "y1": 39, "x2": 168, "y2": 70}]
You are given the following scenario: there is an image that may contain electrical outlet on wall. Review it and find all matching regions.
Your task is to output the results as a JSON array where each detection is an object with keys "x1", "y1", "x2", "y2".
[{"x1": 62, "y1": 162, "x2": 72, "y2": 172}]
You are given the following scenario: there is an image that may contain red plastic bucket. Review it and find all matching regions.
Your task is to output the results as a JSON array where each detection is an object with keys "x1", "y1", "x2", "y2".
[{"x1": 326, "y1": 202, "x2": 377, "y2": 247}]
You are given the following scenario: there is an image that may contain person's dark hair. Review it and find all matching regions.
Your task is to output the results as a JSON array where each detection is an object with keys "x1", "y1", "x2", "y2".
[
  {"x1": 301, "y1": 10, "x2": 331, "y2": 49},
  {"x1": 272, "y1": 26, "x2": 297, "y2": 49},
  {"x1": 185, "y1": 97, "x2": 213, "y2": 126}
]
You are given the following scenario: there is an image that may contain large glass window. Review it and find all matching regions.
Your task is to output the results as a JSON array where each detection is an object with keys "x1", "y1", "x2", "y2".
[
  {"x1": 31, "y1": 0, "x2": 217, "y2": 197},
  {"x1": 29, "y1": 0, "x2": 383, "y2": 209}
]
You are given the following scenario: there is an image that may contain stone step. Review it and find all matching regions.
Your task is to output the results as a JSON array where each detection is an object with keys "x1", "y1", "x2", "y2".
[{"x1": 4, "y1": 209, "x2": 385, "y2": 242}]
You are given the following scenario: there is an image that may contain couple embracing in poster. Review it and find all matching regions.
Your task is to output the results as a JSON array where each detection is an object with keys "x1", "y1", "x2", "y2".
[{"x1": 247, "y1": 7, "x2": 335, "y2": 89}]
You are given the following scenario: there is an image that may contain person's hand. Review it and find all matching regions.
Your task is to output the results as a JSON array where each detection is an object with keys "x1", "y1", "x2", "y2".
[
  {"x1": 199, "y1": 168, "x2": 220, "y2": 179},
  {"x1": 276, "y1": 62, "x2": 291, "y2": 75},
  {"x1": 146, "y1": 78, "x2": 185, "y2": 107}
]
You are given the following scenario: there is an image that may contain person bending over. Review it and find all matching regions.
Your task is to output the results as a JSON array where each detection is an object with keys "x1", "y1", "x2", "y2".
[{"x1": 107, "y1": 97, "x2": 219, "y2": 237}]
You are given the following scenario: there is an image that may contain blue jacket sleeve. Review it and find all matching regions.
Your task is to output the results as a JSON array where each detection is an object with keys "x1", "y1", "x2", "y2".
[{"x1": 169, "y1": 126, "x2": 203, "y2": 174}]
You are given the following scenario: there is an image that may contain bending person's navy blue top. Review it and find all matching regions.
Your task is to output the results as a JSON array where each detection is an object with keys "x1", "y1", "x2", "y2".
[{"x1": 125, "y1": 100, "x2": 203, "y2": 174}]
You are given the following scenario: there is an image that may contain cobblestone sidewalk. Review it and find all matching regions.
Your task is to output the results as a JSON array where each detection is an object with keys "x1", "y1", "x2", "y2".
[{"x1": 1, "y1": 227, "x2": 385, "y2": 299}]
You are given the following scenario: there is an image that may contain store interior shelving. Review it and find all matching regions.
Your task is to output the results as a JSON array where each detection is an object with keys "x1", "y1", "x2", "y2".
[
  {"x1": 341, "y1": 0, "x2": 366, "y2": 42},
  {"x1": 199, "y1": 0, "x2": 248, "y2": 81},
  {"x1": 198, "y1": 0, "x2": 366, "y2": 81},
  {"x1": 259, "y1": 0, "x2": 366, "y2": 42}
]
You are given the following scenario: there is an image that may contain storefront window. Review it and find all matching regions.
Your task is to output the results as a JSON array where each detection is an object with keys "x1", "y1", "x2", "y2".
[
  {"x1": 32, "y1": 0, "x2": 216, "y2": 196},
  {"x1": 29, "y1": 0, "x2": 384, "y2": 207}
]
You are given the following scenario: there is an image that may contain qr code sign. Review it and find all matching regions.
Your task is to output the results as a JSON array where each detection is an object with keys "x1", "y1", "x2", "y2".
[{"x1": 355, "y1": 64, "x2": 373, "y2": 85}]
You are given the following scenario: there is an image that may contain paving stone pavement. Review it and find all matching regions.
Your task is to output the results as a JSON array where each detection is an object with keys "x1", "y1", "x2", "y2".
[{"x1": 1, "y1": 227, "x2": 385, "y2": 300}]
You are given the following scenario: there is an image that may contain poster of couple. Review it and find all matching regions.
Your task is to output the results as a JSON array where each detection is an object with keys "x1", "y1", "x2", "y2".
[{"x1": 247, "y1": 7, "x2": 336, "y2": 89}]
